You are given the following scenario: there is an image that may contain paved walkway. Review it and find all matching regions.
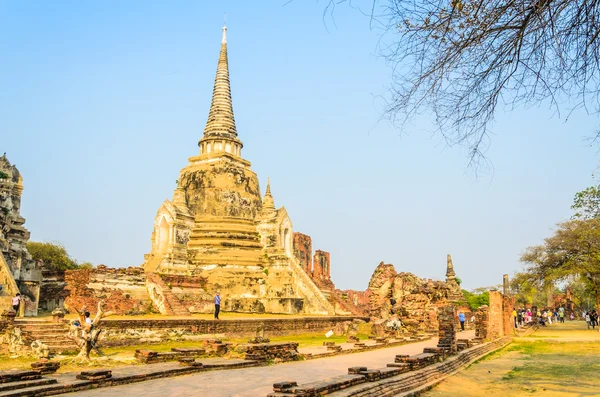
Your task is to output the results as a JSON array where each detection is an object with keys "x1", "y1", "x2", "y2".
[{"x1": 68, "y1": 331, "x2": 474, "y2": 397}]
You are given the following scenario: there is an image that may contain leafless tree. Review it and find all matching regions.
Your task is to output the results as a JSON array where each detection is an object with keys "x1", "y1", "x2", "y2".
[
  {"x1": 67, "y1": 301, "x2": 112, "y2": 361},
  {"x1": 322, "y1": 0, "x2": 600, "y2": 165}
]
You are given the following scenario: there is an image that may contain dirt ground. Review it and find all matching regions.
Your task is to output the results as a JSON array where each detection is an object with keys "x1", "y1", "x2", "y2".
[{"x1": 423, "y1": 321, "x2": 600, "y2": 397}]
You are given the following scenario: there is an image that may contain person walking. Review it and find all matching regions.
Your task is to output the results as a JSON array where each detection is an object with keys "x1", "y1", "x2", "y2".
[
  {"x1": 585, "y1": 311, "x2": 591, "y2": 329},
  {"x1": 512, "y1": 308, "x2": 518, "y2": 328},
  {"x1": 458, "y1": 312, "x2": 465, "y2": 332},
  {"x1": 11, "y1": 293, "x2": 21, "y2": 315},
  {"x1": 214, "y1": 291, "x2": 221, "y2": 320}
]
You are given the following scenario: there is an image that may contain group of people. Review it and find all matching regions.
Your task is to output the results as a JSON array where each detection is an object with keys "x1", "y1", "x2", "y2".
[
  {"x1": 584, "y1": 310, "x2": 599, "y2": 329},
  {"x1": 512, "y1": 307, "x2": 570, "y2": 327}
]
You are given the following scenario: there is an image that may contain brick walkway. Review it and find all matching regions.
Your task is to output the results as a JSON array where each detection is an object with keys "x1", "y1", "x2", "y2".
[{"x1": 68, "y1": 331, "x2": 475, "y2": 397}]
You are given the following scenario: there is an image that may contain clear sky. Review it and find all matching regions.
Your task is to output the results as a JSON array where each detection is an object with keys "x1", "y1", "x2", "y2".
[{"x1": 1, "y1": 1, "x2": 597, "y2": 291}]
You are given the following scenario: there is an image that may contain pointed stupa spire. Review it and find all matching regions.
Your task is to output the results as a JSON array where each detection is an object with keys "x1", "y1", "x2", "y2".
[
  {"x1": 262, "y1": 177, "x2": 275, "y2": 211},
  {"x1": 201, "y1": 24, "x2": 238, "y2": 141},
  {"x1": 446, "y1": 254, "x2": 456, "y2": 282}
]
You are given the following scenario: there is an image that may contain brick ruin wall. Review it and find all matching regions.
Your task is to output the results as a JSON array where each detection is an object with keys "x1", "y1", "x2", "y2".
[
  {"x1": 437, "y1": 305, "x2": 457, "y2": 354},
  {"x1": 292, "y1": 233, "x2": 312, "y2": 275},
  {"x1": 64, "y1": 266, "x2": 152, "y2": 315},
  {"x1": 502, "y1": 294, "x2": 516, "y2": 335},
  {"x1": 475, "y1": 305, "x2": 489, "y2": 340},
  {"x1": 292, "y1": 232, "x2": 335, "y2": 293},
  {"x1": 488, "y1": 291, "x2": 504, "y2": 340},
  {"x1": 97, "y1": 316, "x2": 369, "y2": 347},
  {"x1": 483, "y1": 291, "x2": 515, "y2": 340},
  {"x1": 313, "y1": 250, "x2": 330, "y2": 281},
  {"x1": 39, "y1": 270, "x2": 67, "y2": 312}
]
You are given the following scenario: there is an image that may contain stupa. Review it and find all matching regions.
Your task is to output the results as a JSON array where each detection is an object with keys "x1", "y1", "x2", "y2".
[{"x1": 142, "y1": 26, "x2": 335, "y2": 315}]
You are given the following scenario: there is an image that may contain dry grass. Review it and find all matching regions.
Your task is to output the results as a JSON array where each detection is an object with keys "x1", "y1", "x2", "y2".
[
  {"x1": 0, "y1": 324, "x2": 373, "y2": 373},
  {"x1": 425, "y1": 321, "x2": 600, "y2": 396}
]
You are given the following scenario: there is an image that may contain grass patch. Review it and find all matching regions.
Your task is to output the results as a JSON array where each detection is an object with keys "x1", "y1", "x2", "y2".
[{"x1": 501, "y1": 340, "x2": 600, "y2": 389}]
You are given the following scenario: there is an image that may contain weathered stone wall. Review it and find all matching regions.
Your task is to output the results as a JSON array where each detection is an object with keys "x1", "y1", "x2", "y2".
[
  {"x1": 313, "y1": 250, "x2": 330, "y2": 281},
  {"x1": 333, "y1": 289, "x2": 371, "y2": 316},
  {"x1": 97, "y1": 316, "x2": 369, "y2": 346},
  {"x1": 475, "y1": 305, "x2": 489, "y2": 340},
  {"x1": 0, "y1": 154, "x2": 42, "y2": 316},
  {"x1": 64, "y1": 266, "x2": 151, "y2": 315},
  {"x1": 293, "y1": 233, "x2": 312, "y2": 275},
  {"x1": 503, "y1": 294, "x2": 516, "y2": 335},
  {"x1": 365, "y1": 262, "x2": 469, "y2": 332},
  {"x1": 39, "y1": 270, "x2": 67, "y2": 312},
  {"x1": 437, "y1": 305, "x2": 457, "y2": 354},
  {"x1": 487, "y1": 291, "x2": 515, "y2": 339},
  {"x1": 488, "y1": 291, "x2": 504, "y2": 340}
]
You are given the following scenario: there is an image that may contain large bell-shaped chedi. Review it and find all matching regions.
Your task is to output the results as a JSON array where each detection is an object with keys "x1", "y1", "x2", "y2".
[{"x1": 143, "y1": 26, "x2": 335, "y2": 315}]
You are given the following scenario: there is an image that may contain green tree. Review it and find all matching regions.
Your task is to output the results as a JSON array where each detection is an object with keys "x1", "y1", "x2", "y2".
[
  {"x1": 572, "y1": 185, "x2": 600, "y2": 220},
  {"x1": 510, "y1": 272, "x2": 546, "y2": 308},
  {"x1": 521, "y1": 218, "x2": 600, "y2": 311},
  {"x1": 461, "y1": 289, "x2": 489, "y2": 310},
  {"x1": 27, "y1": 241, "x2": 80, "y2": 271}
]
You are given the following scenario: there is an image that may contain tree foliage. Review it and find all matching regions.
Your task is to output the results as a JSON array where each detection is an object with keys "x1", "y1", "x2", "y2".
[
  {"x1": 27, "y1": 241, "x2": 80, "y2": 271},
  {"x1": 461, "y1": 289, "x2": 489, "y2": 310},
  {"x1": 326, "y1": 0, "x2": 600, "y2": 164},
  {"x1": 572, "y1": 184, "x2": 600, "y2": 219},
  {"x1": 521, "y1": 218, "x2": 600, "y2": 309},
  {"x1": 510, "y1": 271, "x2": 546, "y2": 307}
]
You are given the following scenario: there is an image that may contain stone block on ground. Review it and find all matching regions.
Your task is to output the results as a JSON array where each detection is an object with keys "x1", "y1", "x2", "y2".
[
  {"x1": 76, "y1": 369, "x2": 112, "y2": 381},
  {"x1": 0, "y1": 370, "x2": 42, "y2": 383},
  {"x1": 30, "y1": 361, "x2": 60, "y2": 375},
  {"x1": 178, "y1": 357, "x2": 203, "y2": 367}
]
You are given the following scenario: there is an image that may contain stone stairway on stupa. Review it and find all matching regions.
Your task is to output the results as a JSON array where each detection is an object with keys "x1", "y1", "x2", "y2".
[{"x1": 146, "y1": 273, "x2": 191, "y2": 316}]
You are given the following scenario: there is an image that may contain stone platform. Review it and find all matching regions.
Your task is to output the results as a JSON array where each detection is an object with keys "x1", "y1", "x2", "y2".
[{"x1": 98, "y1": 316, "x2": 369, "y2": 347}]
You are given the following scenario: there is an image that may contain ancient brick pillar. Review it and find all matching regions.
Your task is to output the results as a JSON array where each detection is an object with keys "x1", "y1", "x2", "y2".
[
  {"x1": 313, "y1": 250, "x2": 331, "y2": 281},
  {"x1": 292, "y1": 233, "x2": 313, "y2": 275},
  {"x1": 488, "y1": 291, "x2": 504, "y2": 340},
  {"x1": 475, "y1": 305, "x2": 489, "y2": 341},
  {"x1": 437, "y1": 305, "x2": 457, "y2": 354},
  {"x1": 502, "y1": 294, "x2": 516, "y2": 336}
]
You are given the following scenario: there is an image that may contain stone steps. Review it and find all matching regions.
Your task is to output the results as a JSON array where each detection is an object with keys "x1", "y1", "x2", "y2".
[
  {"x1": 14, "y1": 319, "x2": 78, "y2": 353},
  {"x1": 0, "y1": 379, "x2": 57, "y2": 393},
  {"x1": 0, "y1": 382, "x2": 68, "y2": 397},
  {"x1": 146, "y1": 273, "x2": 190, "y2": 316}
]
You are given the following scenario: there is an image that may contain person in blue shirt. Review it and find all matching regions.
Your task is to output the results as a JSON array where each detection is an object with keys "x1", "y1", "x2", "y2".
[
  {"x1": 214, "y1": 291, "x2": 221, "y2": 320},
  {"x1": 458, "y1": 312, "x2": 465, "y2": 332}
]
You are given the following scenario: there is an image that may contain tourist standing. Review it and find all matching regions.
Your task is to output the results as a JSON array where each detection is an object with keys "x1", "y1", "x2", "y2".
[
  {"x1": 214, "y1": 291, "x2": 221, "y2": 320},
  {"x1": 585, "y1": 312, "x2": 591, "y2": 329},
  {"x1": 458, "y1": 312, "x2": 465, "y2": 331},
  {"x1": 512, "y1": 308, "x2": 518, "y2": 328},
  {"x1": 11, "y1": 293, "x2": 21, "y2": 314}
]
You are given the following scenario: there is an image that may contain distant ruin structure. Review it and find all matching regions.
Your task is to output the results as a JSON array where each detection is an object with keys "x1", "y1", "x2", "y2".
[{"x1": 0, "y1": 154, "x2": 42, "y2": 316}]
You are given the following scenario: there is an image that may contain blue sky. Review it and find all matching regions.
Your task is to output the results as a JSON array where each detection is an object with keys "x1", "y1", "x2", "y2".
[{"x1": 1, "y1": 1, "x2": 597, "y2": 291}]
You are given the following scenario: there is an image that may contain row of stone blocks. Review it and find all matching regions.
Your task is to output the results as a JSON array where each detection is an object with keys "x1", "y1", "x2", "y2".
[
  {"x1": 241, "y1": 342, "x2": 300, "y2": 362},
  {"x1": 135, "y1": 347, "x2": 206, "y2": 364},
  {"x1": 266, "y1": 337, "x2": 511, "y2": 397}
]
